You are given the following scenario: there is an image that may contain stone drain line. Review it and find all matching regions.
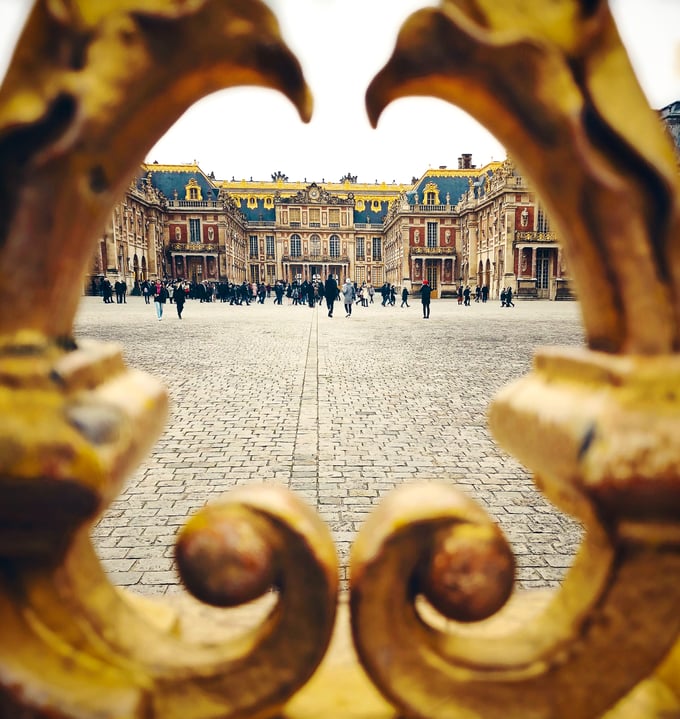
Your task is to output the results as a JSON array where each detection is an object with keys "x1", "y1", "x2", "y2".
[{"x1": 289, "y1": 308, "x2": 320, "y2": 501}]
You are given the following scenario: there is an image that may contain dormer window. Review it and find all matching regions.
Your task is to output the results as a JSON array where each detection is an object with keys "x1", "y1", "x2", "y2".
[
  {"x1": 422, "y1": 181, "x2": 440, "y2": 205},
  {"x1": 184, "y1": 178, "x2": 203, "y2": 201}
]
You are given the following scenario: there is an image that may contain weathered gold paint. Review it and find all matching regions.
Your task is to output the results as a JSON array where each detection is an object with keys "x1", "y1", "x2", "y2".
[
  {"x1": 353, "y1": 0, "x2": 680, "y2": 717},
  {"x1": 1, "y1": 0, "x2": 680, "y2": 718}
]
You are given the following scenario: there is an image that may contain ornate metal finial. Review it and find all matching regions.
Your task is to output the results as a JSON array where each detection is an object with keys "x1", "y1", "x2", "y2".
[
  {"x1": 358, "y1": 2, "x2": 680, "y2": 717},
  {"x1": 0, "y1": 3, "x2": 341, "y2": 718},
  {"x1": 366, "y1": 0, "x2": 680, "y2": 355},
  {"x1": 0, "y1": 0, "x2": 312, "y2": 342}
]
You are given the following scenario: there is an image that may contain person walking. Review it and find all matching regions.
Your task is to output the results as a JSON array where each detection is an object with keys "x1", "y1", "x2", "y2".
[
  {"x1": 401, "y1": 286, "x2": 410, "y2": 308},
  {"x1": 506, "y1": 286, "x2": 515, "y2": 307},
  {"x1": 421, "y1": 279, "x2": 432, "y2": 319},
  {"x1": 153, "y1": 281, "x2": 168, "y2": 320},
  {"x1": 342, "y1": 278, "x2": 355, "y2": 317},
  {"x1": 174, "y1": 282, "x2": 186, "y2": 319}
]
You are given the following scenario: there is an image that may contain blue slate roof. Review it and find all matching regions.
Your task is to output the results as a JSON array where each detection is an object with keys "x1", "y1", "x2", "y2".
[
  {"x1": 238, "y1": 200, "x2": 276, "y2": 223},
  {"x1": 145, "y1": 168, "x2": 218, "y2": 201},
  {"x1": 353, "y1": 200, "x2": 389, "y2": 224},
  {"x1": 412, "y1": 173, "x2": 477, "y2": 205}
]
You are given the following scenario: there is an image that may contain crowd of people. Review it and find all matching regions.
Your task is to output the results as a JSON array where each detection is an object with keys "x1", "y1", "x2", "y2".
[{"x1": 93, "y1": 276, "x2": 517, "y2": 320}]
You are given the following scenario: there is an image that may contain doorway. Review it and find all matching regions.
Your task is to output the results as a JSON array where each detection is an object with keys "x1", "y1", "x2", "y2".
[
  {"x1": 536, "y1": 248, "x2": 551, "y2": 299},
  {"x1": 426, "y1": 261, "x2": 439, "y2": 299}
]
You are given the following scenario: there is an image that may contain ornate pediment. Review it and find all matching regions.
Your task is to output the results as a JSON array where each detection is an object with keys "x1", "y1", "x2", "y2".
[{"x1": 275, "y1": 183, "x2": 354, "y2": 206}]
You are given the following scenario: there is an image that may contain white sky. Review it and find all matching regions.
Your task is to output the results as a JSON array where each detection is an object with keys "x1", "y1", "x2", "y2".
[{"x1": 1, "y1": 0, "x2": 679, "y2": 184}]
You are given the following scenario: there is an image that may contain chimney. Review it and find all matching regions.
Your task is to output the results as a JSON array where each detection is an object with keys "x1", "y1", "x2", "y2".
[{"x1": 458, "y1": 153, "x2": 473, "y2": 169}]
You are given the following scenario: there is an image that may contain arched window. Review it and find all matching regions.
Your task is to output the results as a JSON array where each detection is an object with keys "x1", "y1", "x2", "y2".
[
  {"x1": 310, "y1": 234, "x2": 321, "y2": 256},
  {"x1": 329, "y1": 234, "x2": 340, "y2": 258},
  {"x1": 290, "y1": 234, "x2": 302, "y2": 258}
]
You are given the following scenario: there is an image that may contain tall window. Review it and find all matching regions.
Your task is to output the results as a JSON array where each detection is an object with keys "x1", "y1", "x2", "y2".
[
  {"x1": 427, "y1": 222, "x2": 438, "y2": 247},
  {"x1": 426, "y1": 191, "x2": 436, "y2": 205},
  {"x1": 289, "y1": 207, "x2": 301, "y2": 226},
  {"x1": 356, "y1": 236, "x2": 365, "y2": 260},
  {"x1": 189, "y1": 218, "x2": 201, "y2": 243},
  {"x1": 329, "y1": 208, "x2": 340, "y2": 227},
  {"x1": 290, "y1": 234, "x2": 302, "y2": 258},
  {"x1": 537, "y1": 207, "x2": 550, "y2": 233},
  {"x1": 372, "y1": 237, "x2": 382, "y2": 260},
  {"x1": 310, "y1": 234, "x2": 321, "y2": 256},
  {"x1": 329, "y1": 234, "x2": 340, "y2": 258},
  {"x1": 265, "y1": 235, "x2": 275, "y2": 258},
  {"x1": 249, "y1": 235, "x2": 259, "y2": 258},
  {"x1": 309, "y1": 208, "x2": 320, "y2": 227}
]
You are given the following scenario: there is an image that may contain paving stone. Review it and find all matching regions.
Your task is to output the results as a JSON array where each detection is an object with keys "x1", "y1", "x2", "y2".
[{"x1": 75, "y1": 295, "x2": 587, "y2": 595}]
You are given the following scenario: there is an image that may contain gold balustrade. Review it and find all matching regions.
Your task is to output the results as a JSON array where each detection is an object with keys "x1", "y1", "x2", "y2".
[{"x1": 1, "y1": 1, "x2": 679, "y2": 718}]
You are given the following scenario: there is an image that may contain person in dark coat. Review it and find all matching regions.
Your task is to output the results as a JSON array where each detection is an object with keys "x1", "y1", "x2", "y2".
[
  {"x1": 174, "y1": 283, "x2": 186, "y2": 319},
  {"x1": 324, "y1": 274, "x2": 338, "y2": 317},
  {"x1": 401, "y1": 286, "x2": 410, "y2": 308},
  {"x1": 421, "y1": 279, "x2": 432, "y2": 319}
]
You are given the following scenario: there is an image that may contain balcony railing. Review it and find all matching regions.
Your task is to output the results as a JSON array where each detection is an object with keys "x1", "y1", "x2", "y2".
[
  {"x1": 410, "y1": 246, "x2": 456, "y2": 256},
  {"x1": 169, "y1": 243, "x2": 219, "y2": 252},
  {"x1": 282, "y1": 254, "x2": 350, "y2": 263},
  {"x1": 167, "y1": 200, "x2": 221, "y2": 208},
  {"x1": 411, "y1": 204, "x2": 456, "y2": 212},
  {"x1": 514, "y1": 231, "x2": 558, "y2": 244}
]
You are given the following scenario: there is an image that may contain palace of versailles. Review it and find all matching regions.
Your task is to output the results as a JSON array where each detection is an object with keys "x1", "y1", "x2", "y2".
[{"x1": 92, "y1": 101, "x2": 680, "y2": 302}]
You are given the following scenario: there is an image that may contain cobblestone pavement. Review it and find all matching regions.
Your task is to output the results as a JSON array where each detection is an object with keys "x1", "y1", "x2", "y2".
[{"x1": 75, "y1": 294, "x2": 587, "y2": 597}]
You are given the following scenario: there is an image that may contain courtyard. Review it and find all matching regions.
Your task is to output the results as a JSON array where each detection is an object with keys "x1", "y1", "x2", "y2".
[{"x1": 75, "y1": 294, "x2": 587, "y2": 596}]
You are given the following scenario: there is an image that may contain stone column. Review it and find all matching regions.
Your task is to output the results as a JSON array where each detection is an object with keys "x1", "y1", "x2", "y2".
[{"x1": 468, "y1": 222, "x2": 478, "y2": 284}]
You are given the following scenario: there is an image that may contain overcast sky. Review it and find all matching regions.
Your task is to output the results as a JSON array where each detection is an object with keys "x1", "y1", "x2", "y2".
[{"x1": 1, "y1": 0, "x2": 679, "y2": 184}]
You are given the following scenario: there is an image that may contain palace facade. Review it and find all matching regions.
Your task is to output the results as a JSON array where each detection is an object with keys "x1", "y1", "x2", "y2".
[{"x1": 90, "y1": 153, "x2": 576, "y2": 301}]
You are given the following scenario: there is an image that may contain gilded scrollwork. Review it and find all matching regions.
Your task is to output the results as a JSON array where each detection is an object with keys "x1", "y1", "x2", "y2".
[
  {"x1": 0, "y1": 2, "x2": 345, "y2": 718},
  {"x1": 356, "y1": 2, "x2": 680, "y2": 718}
]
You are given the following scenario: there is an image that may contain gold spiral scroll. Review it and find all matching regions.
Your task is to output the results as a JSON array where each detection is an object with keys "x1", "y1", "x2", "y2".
[
  {"x1": 350, "y1": 481, "x2": 680, "y2": 719},
  {"x1": 0, "y1": 332, "x2": 338, "y2": 718},
  {"x1": 362, "y1": 3, "x2": 680, "y2": 716},
  {"x1": 366, "y1": 0, "x2": 680, "y2": 355}
]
